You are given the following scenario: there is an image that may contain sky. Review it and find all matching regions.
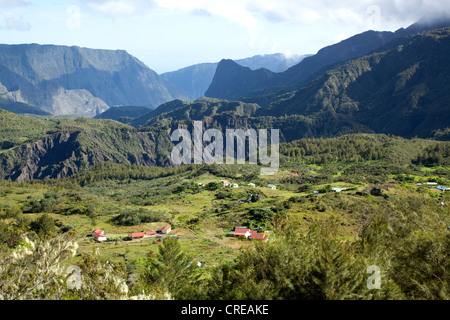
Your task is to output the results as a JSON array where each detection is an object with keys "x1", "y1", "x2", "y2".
[{"x1": 0, "y1": 0, "x2": 450, "y2": 74}]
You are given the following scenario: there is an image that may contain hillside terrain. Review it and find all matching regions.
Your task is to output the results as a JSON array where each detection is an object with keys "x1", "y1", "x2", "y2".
[
  {"x1": 259, "y1": 28, "x2": 450, "y2": 138},
  {"x1": 0, "y1": 109, "x2": 173, "y2": 181},
  {"x1": 94, "y1": 106, "x2": 153, "y2": 124}
]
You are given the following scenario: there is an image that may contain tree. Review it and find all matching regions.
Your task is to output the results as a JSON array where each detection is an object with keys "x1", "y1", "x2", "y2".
[
  {"x1": 29, "y1": 214, "x2": 55, "y2": 238},
  {"x1": 141, "y1": 237, "x2": 202, "y2": 299}
]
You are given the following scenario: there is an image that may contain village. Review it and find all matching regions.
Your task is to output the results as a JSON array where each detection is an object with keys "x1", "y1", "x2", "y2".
[{"x1": 90, "y1": 176, "x2": 449, "y2": 245}]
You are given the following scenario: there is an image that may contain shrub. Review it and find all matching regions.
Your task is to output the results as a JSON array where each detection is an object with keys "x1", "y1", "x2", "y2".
[{"x1": 112, "y1": 208, "x2": 166, "y2": 226}]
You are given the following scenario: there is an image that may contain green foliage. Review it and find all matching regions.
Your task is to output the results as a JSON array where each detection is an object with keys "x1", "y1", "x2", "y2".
[
  {"x1": 281, "y1": 135, "x2": 387, "y2": 165},
  {"x1": 140, "y1": 237, "x2": 202, "y2": 299},
  {"x1": 29, "y1": 213, "x2": 56, "y2": 238},
  {"x1": 112, "y1": 208, "x2": 166, "y2": 226},
  {"x1": 414, "y1": 142, "x2": 450, "y2": 166},
  {"x1": 205, "y1": 181, "x2": 221, "y2": 191}
]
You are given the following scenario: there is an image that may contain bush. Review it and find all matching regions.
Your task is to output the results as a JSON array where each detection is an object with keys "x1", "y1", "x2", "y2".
[
  {"x1": 298, "y1": 184, "x2": 313, "y2": 192},
  {"x1": 29, "y1": 213, "x2": 56, "y2": 238},
  {"x1": 112, "y1": 208, "x2": 166, "y2": 226},
  {"x1": 248, "y1": 208, "x2": 274, "y2": 223},
  {"x1": 205, "y1": 182, "x2": 221, "y2": 191}
]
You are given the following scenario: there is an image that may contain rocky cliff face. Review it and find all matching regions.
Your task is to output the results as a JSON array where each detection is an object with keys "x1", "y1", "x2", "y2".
[
  {"x1": 0, "y1": 44, "x2": 184, "y2": 116},
  {"x1": 0, "y1": 113, "x2": 174, "y2": 181}
]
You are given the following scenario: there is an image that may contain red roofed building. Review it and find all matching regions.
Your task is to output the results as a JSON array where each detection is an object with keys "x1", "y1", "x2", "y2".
[
  {"x1": 233, "y1": 227, "x2": 251, "y2": 239},
  {"x1": 93, "y1": 232, "x2": 107, "y2": 242},
  {"x1": 93, "y1": 229, "x2": 105, "y2": 235},
  {"x1": 157, "y1": 226, "x2": 172, "y2": 234},
  {"x1": 132, "y1": 232, "x2": 146, "y2": 239},
  {"x1": 145, "y1": 231, "x2": 156, "y2": 236},
  {"x1": 250, "y1": 233, "x2": 269, "y2": 242},
  {"x1": 221, "y1": 180, "x2": 231, "y2": 187}
]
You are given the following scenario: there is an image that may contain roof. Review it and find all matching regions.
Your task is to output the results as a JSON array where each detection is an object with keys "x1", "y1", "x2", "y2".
[
  {"x1": 132, "y1": 232, "x2": 146, "y2": 238},
  {"x1": 158, "y1": 226, "x2": 171, "y2": 231},
  {"x1": 221, "y1": 180, "x2": 231, "y2": 185},
  {"x1": 93, "y1": 233, "x2": 106, "y2": 239},
  {"x1": 268, "y1": 184, "x2": 276, "y2": 188},
  {"x1": 93, "y1": 229, "x2": 104, "y2": 234},
  {"x1": 234, "y1": 227, "x2": 251, "y2": 236},
  {"x1": 250, "y1": 233, "x2": 269, "y2": 241}
]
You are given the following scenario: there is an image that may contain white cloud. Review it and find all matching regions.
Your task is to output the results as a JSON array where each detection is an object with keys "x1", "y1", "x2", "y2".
[
  {"x1": 0, "y1": 0, "x2": 28, "y2": 7},
  {"x1": 87, "y1": 1, "x2": 137, "y2": 18},
  {"x1": 78, "y1": 0, "x2": 450, "y2": 28},
  {"x1": 3, "y1": 16, "x2": 31, "y2": 30}
]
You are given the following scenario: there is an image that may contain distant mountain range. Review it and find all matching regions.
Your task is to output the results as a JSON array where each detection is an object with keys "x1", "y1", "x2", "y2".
[
  {"x1": 0, "y1": 47, "x2": 309, "y2": 117},
  {"x1": 136, "y1": 26, "x2": 450, "y2": 140},
  {"x1": 0, "y1": 44, "x2": 185, "y2": 116},
  {"x1": 160, "y1": 53, "x2": 310, "y2": 101},
  {"x1": 205, "y1": 18, "x2": 450, "y2": 102},
  {"x1": 1, "y1": 20, "x2": 450, "y2": 181}
]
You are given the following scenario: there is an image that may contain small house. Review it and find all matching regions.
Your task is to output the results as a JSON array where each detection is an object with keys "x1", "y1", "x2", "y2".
[
  {"x1": 232, "y1": 227, "x2": 252, "y2": 239},
  {"x1": 158, "y1": 226, "x2": 172, "y2": 234},
  {"x1": 248, "y1": 183, "x2": 256, "y2": 187},
  {"x1": 221, "y1": 180, "x2": 231, "y2": 187},
  {"x1": 332, "y1": 187, "x2": 346, "y2": 193},
  {"x1": 93, "y1": 233, "x2": 107, "y2": 242},
  {"x1": 132, "y1": 232, "x2": 146, "y2": 240},
  {"x1": 250, "y1": 233, "x2": 269, "y2": 242},
  {"x1": 93, "y1": 229, "x2": 105, "y2": 236},
  {"x1": 267, "y1": 184, "x2": 276, "y2": 190},
  {"x1": 232, "y1": 184, "x2": 239, "y2": 188}
]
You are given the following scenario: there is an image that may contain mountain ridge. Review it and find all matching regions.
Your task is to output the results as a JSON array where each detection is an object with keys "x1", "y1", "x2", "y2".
[
  {"x1": 160, "y1": 53, "x2": 310, "y2": 101},
  {"x1": 0, "y1": 44, "x2": 186, "y2": 116},
  {"x1": 205, "y1": 19, "x2": 450, "y2": 103}
]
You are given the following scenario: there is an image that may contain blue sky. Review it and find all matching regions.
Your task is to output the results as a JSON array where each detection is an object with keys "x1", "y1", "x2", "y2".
[{"x1": 1, "y1": 0, "x2": 449, "y2": 73}]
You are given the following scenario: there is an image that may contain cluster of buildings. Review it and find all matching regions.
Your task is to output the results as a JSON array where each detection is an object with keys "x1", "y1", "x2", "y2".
[
  {"x1": 131, "y1": 225, "x2": 171, "y2": 240},
  {"x1": 228, "y1": 227, "x2": 269, "y2": 243},
  {"x1": 220, "y1": 180, "x2": 277, "y2": 190},
  {"x1": 417, "y1": 182, "x2": 449, "y2": 191},
  {"x1": 91, "y1": 225, "x2": 172, "y2": 243}
]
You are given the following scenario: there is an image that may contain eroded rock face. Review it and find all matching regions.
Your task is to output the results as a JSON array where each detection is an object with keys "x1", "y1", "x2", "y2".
[{"x1": 0, "y1": 129, "x2": 170, "y2": 182}]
